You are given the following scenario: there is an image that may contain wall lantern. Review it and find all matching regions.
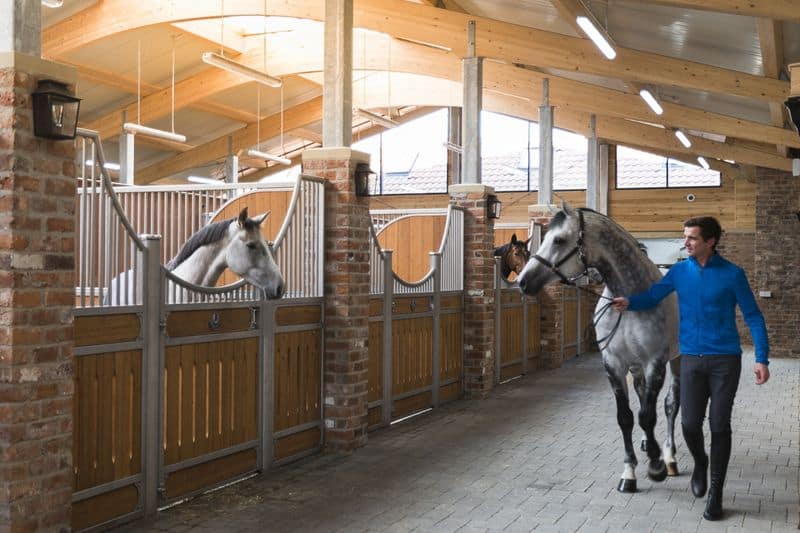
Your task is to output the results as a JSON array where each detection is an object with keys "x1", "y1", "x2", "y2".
[
  {"x1": 487, "y1": 194, "x2": 502, "y2": 219},
  {"x1": 354, "y1": 162, "x2": 375, "y2": 197},
  {"x1": 32, "y1": 79, "x2": 81, "y2": 140}
]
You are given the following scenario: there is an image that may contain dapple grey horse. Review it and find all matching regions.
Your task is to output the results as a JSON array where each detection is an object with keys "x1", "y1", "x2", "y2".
[{"x1": 517, "y1": 205, "x2": 680, "y2": 492}]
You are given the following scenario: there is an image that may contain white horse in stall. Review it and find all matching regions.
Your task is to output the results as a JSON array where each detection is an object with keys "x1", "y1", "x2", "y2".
[{"x1": 107, "y1": 207, "x2": 285, "y2": 304}]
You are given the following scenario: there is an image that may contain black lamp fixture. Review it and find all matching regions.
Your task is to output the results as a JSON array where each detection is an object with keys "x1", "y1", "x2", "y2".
[
  {"x1": 32, "y1": 79, "x2": 81, "y2": 140},
  {"x1": 487, "y1": 194, "x2": 502, "y2": 219},
  {"x1": 354, "y1": 162, "x2": 375, "y2": 197}
]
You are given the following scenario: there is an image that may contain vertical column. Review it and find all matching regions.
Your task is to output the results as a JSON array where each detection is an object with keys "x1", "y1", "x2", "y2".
[
  {"x1": 302, "y1": 147, "x2": 370, "y2": 451},
  {"x1": 586, "y1": 115, "x2": 609, "y2": 214},
  {"x1": 461, "y1": 21, "x2": 482, "y2": 185},
  {"x1": 449, "y1": 184, "x2": 495, "y2": 398},
  {"x1": 322, "y1": 0, "x2": 353, "y2": 147},
  {"x1": 0, "y1": 56, "x2": 76, "y2": 530},
  {"x1": 528, "y1": 205, "x2": 565, "y2": 369},
  {"x1": 538, "y1": 79, "x2": 554, "y2": 205}
]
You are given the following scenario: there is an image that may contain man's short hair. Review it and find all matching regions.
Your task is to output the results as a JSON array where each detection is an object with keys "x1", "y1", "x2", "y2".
[{"x1": 684, "y1": 216, "x2": 722, "y2": 248}]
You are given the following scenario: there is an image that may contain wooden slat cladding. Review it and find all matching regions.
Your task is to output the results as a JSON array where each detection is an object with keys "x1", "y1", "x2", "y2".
[
  {"x1": 274, "y1": 427, "x2": 320, "y2": 460},
  {"x1": 74, "y1": 314, "x2": 140, "y2": 347},
  {"x1": 500, "y1": 306, "x2": 524, "y2": 370},
  {"x1": 527, "y1": 301, "x2": 542, "y2": 368},
  {"x1": 393, "y1": 296, "x2": 431, "y2": 315},
  {"x1": 165, "y1": 449, "x2": 257, "y2": 500},
  {"x1": 274, "y1": 330, "x2": 321, "y2": 432},
  {"x1": 369, "y1": 297, "x2": 384, "y2": 317},
  {"x1": 495, "y1": 227, "x2": 528, "y2": 247},
  {"x1": 440, "y1": 313, "x2": 463, "y2": 385},
  {"x1": 72, "y1": 484, "x2": 139, "y2": 531},
  {"x1": 73, "y1": 351, "x2": 142, "y2": 492},
  {"x1": 500, "y1": 363, "x2": 523, "y2": 382},
  {"x1": 564, "y1": 299, "x2": 578, "y2": 347},
  {"x1": 163, "y1": 338, "x2": 258, "y2": 466},
  {"x1": 392, "y1": 317, "x2": 433, "y2": 397},
  {"x1": 440, "y1": 294, "x2": 462, "y2": 310},
  {"x1": 501, "y1": 289, "x2": 522, "y2": 305},
  {"x1": 368, "y1": 322, "x2": 383, "y2": 404},
  {"x1": 275, "y1": 305, "x2": 321, "y2": 327},
  {"x1": 377, "y1": 215, "x2": 446, "y2": 283},
  {"x1": 393, "y1": 392, "x2": 432, "y2": 420},
  {"x1": 440, "y1": 382, "x2": 461, "y2": 403},
  {"x1": 368, "y1": 406, "x2": 383, "y2": 427},
  {"x1": 166, "y1": 308, "x2": 254, "y2": 338}
]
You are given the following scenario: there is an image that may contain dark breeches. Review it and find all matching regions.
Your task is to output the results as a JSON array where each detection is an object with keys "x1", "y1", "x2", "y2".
[{"x1": 680, "y1": 355, "x2": 741, "y2": 434}]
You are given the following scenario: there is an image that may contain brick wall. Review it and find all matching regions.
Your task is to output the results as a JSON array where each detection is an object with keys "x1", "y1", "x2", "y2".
[
  {"x1": 0, "y1": 68, "x2": 75, "y2": 531},
  {"x1": 754, "y1": 168, "x2": 800, "y2": 358},
  {"x1": 303, "y1": 148, "x2": 371, "y2": 451},
  {"x1": 449, "y1": 185, "x2": 495, "y2": 398}
]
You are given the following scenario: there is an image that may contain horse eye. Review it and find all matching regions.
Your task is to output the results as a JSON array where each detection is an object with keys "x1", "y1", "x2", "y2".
[
  {"x1": 246, "y1": 242, "x2": 257, "y2": 249},
  {"x1": 553, "y1": 237, "x2": 565, "y2": 246}
]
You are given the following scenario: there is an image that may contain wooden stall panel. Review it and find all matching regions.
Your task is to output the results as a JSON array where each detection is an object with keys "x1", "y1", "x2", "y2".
[
  {"x1": 392, "y1": 317, "x2": 433, "y2": 396},
  {"x1": 163, "y1": 338, "x2": 258, "y2": 466},
  {"x1": 74, "y1": 314, "x2": 140, "y2": 347},
  {"x1": 393, "y1": 296, "x2": 431, "y2": 315},
  {"x1": 275, "y1": 427, "x2": 320, "y2": 460},
  {"x1": 165, "y1": 449, "x2": 257, "y2": 500},
  {"x1": 377, "y1": 215, "x2": 446, "y2": 283},
  {"x1": 166, "y1": 308, "x2": 254, "y2": 338},
  {"x1": 368, "y1": 321, "x2": 383, "y2": 404},
  {"x1": 440, "y1": 312, "x2": 463, "y2": 385},
  {"x1": 563, "y1": 297, "x2": 578, "y2": 359},
  {"x1": 276, "y1": 305, "x2": 321, "y2": 327},
  {"x1": 73, "y1": 351, "x2": 142, "y2": 492},
  {"x1": 274, "y1": 329, "x2": 321, "y2": 432},
  {"x1": 72, "y1": 484, "x2": 139, "y2": 532},
  {"x1": 500, "y1": 306, "x2": 524, "y2": 381},
  {"x1": 527, "y1": 300, "x2": 541, "y2": 370}
]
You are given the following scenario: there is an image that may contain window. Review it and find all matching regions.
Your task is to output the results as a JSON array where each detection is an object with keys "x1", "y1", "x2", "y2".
[
  {"x1": 480, "y1": 112, "x2": 529, "y2": 192},
  {"x1": 616, "y1": 145, "x2": 720, "y2": 189}
]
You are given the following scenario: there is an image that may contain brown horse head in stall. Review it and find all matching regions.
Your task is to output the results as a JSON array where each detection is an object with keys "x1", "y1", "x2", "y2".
[{"x1": 494, "y1": 233, "x2": 531, "y2": 279}]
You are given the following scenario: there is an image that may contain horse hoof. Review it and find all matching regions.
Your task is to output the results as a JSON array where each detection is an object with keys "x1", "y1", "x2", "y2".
[
  {"x1": 666, "y1": 462, "x2": 679, "y2": 476},
  {"x1": 617, "y1": 478, "x2": 637, "y2": 493},
  {"x1": 648, "y1": 461, "x2": 667, "y2": 482}
]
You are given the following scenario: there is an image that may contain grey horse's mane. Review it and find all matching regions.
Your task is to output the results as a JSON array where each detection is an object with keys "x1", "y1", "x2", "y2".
[{"x1": 167, "y1": 217, "x2": 236, "y2": 271}]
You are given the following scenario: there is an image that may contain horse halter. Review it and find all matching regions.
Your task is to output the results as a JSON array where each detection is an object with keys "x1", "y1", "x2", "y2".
[{"x1": 532, "y1": 209, "x2": 591, "y2": 287}]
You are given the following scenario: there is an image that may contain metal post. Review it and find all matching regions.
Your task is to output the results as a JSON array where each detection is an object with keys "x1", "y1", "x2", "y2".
[
  {"x1": 430, "y1": 252, "x2": 441, "y2": 408},
  {"x1": 494, "y1": 256, "x2": 502, "y2": 384},
  {"x1": 260, "y1": 295, "x2": 276, "y2": 469},
  {"x1": 577, "y1": 287, "x2": 582, "y2": 355},
  {"x1": 538, "y1": 79, "x2": 553, "y2": 205},
  {"x1": 381, "y1": 250, "x2": 394, "y2": 427},
  {"x1": 521, "y1": 294, "x2": 529, "y2": 374},
  {"x1": 461, "y1": 21, "x2": 482, "y2": 184},
  {"x1": 142, "y1": 236, "x2": 163, "y2": 517}
]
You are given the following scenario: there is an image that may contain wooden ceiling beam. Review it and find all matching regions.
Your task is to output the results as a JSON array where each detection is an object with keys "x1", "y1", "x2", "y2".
[
  {"x1": 756, "y1": 17, "x2": 788, "y2": 155},
  {"x1": 42, "y1": 0, "x2": 788, "y2": 103},
  {"x1": 626, "y1": 0, "x2": 800, "y2": 22}
]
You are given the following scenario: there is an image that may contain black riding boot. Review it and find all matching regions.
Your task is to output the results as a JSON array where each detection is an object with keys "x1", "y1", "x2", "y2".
[
  {"x1": 682, "y1": 424, "x2": 708, "y2": 498},
  {"x1": 704, "y1": 430, "x2": 732, "y2": 521}
]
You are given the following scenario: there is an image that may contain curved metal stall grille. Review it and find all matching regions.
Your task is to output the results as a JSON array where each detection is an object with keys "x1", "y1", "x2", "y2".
[
  {"x1": 369, "y1": 224, "x2": 386, "y2": 295},
  {"x1": 76, "y1": 130, "x2": 146, "y2": 308}
]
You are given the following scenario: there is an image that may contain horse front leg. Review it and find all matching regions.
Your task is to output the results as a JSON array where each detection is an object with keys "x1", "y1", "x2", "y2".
[
  {"x1": 640, "y1": 362, "x2": 667, "y2": 482},
  {"x1": 663, "y1": 356, "x2": 681, "y2": 476},
  {"x1": 605, "y1": 363, "x2": 638, "y2": 493}
]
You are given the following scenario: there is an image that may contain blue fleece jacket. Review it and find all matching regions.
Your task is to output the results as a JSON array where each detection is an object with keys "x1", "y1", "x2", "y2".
[{"x1": 628, "y1": 253, "x2": 769, "y2": 364}]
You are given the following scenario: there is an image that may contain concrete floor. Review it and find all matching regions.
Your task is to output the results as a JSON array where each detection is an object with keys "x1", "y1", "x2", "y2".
[{"x1": 117, "y1": 349, "x2": 799, "y2": 533}]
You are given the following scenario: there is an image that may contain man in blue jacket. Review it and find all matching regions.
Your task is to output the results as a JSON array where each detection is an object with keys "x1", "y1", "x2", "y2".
[{"x1": 612, "y1": 216, "x2": 769, "y2": 521}]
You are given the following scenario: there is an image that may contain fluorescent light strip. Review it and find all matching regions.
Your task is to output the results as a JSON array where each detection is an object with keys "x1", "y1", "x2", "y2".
[
  {"x1": 575, "y1": 16, "x2": 616, "y2": 60},
  {"x1": 697, "y1": 156, "x2": 710, "y2": 170},
  {"x1": 202, "y1": 52, "x2": 282, "y2": 88},
  {"x1": 187, "y1": 176, "x2": 221, "y2": 185},
  {"x1": 123, "y1": 123, "x2": 187, "y2": 143},
  {"x1": 247, "y1": 149, "x2": 292, "y2": 166},
  {"x1": 355, "y1": 108, "x2": 399, "y2": 129},
  {"x1": 674, "y1": 129, "x2": 692, "y2": 148},
  {"x1": 639, "y1": 89, "x2": 663, "y2": 115},
  {"x1": 41, "y1": 0, "x2": 63, "y2": 7}
]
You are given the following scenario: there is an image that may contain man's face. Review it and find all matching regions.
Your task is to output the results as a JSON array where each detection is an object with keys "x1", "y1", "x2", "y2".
[{"x1": 683, "y1": 225, "x2": 714, "y2": 261}]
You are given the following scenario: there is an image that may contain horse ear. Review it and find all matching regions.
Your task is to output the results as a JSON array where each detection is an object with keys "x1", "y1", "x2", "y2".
[
  {"x1": 238, "y1": 207, "x2": 249, "y2": 228},
  {"x1": 251, "y1": 211, "x2": 271, "y2": 226},
  {"x1": 511, "y1": 233, "x2": 518, "y2": 244},
  {"x1": 561, "y1": 200, "x2": 576, "y2": 216}
]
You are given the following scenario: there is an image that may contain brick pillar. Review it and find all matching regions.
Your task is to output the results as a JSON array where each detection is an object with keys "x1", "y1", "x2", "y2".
[
  {"x1": 754, "y1": 167, "x2": 800, "y2": 358},
  {"x1": 0, "y1": 60, "x2": 76, "y2": 531},
  {"x1": 528, "y1": 204, "x2": 566, "y2": 369},
  {"x1": 449, "y1": 184, "x2": 495, "y2": 399},
  {"x1": 302, "y1": 147, "x2": 371, "y2": 451}
]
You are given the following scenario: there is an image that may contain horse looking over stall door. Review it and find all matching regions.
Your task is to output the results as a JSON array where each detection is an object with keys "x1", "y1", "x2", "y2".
[
  {"x1": 517, "y1": 204, "x2": 680, "y2": 493},
  {"x1": 494, "y1": 233, "x2": 531, "y2": 280}
]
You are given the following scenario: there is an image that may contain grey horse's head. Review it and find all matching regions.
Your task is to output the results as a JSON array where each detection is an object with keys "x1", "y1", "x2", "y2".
[
  {"x1": 226, "y1": 208, "x2": 285, "y2": 299},
  {"x1": 517, "y1": 203, "x2": 585, "y2": 295}
]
